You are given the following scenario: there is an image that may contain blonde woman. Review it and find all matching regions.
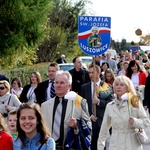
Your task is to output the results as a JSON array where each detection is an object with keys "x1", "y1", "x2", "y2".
[
  {"x1": 0, "y1": 80, "x2": 21, "y2": 118},
  {"x1": 98, "y1": 75, "x2": 150, "y2": 150}
]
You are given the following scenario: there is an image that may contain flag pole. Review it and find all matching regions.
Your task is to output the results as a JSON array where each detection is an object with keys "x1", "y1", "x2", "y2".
[{"x1": 93, "y1": 56, "x2": 97, "y2": 116}]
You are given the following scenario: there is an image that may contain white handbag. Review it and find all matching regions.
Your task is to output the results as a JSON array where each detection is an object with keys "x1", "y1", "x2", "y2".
[{"x1": 135, "y1": 129, "x2": 148, "y2": 145}]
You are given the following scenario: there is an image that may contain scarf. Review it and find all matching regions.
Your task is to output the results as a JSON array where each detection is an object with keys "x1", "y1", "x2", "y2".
[
  {"x1": 0, "y1": 93, "x2": 11, "y2": 103},
  {"x1": 115, "y1": 99, "x2": 126, "y2": 108}
]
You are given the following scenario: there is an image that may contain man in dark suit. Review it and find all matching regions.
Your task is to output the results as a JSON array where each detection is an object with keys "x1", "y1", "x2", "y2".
[
  {"x1": 80, "y1": 64, "x2": 114, "y2": 150},
  {"x1": 69, "y1": 56, "x2": 90, "y2": 95},
  {"x1": 35, "y1": 62, "x2": 60, "y2": 105},
  {"x1": 56, "y1": 54, "x2": 67, "y2": 64}
]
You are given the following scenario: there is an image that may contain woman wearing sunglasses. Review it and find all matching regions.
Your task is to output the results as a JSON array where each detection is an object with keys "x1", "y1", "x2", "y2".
[{"x1": 0, "y1": 80, "x2": 21, "y2": 118}]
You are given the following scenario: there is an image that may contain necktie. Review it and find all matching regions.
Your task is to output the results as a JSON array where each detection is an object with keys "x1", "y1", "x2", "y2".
[
  {"x1": 50, "y1": 81, "x2": 56, "y2": 98},
  {"x1": 52, "y1": 98, "x2": 63, "y2": 141}
]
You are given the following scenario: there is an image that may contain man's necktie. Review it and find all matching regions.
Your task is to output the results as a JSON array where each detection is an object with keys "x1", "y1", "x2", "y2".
[
  {"x1": 50, "y1": 81, "x2": 56, "y2": 98},
  {"x1": 52, "y1": 98, "x2": 62, "y2": 141}
]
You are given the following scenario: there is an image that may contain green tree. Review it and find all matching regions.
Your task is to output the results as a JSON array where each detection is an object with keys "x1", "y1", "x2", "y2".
[
  {"x1": 37, "y1": 0, "x2": 89, "y2": 62},
  {"x1": 0, "y1": 0, "x2": 51, "y2": 68}
]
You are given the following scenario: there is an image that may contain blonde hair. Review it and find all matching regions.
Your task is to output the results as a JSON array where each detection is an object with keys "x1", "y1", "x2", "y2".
[
  {"x1": 0, "y1": 113, "x2": 8, "y2": 132},
  {"x1": 0, "y1": 80, "x2": 10, "y2": 92},
  {"x1": 113, "y1": 75, "x2": 136, "y2": 96}
]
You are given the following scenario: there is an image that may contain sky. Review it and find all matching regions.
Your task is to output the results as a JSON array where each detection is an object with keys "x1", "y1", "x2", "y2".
[{"x1": 85, "y1": 0, "x2": 150, "y2": 42}]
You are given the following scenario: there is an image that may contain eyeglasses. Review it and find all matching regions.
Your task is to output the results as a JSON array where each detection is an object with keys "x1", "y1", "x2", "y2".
[{"x1": 0, "y1": 86, "x2": 5, "y2": 90}]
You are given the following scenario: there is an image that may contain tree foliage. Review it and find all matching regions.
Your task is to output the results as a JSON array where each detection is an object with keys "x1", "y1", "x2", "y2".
[
  {"x1": 0, "y1": 0, "x2": 51, "y2": 68},
  {"x1": 37, "y1": 0, "x2": 89, "y2": 62},
  {"x1": 36, "y1": 26, "x2": 67, "y2": 62}
]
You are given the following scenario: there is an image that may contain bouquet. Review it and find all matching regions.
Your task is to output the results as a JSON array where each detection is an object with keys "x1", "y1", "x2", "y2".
[
  {"x1": 64, "y1": 91, "x2": 87, "y2": 116},
  {"x1": 144, "y1": 63, "x2": 150, "y2": 70},
  {"x1": 121, "y1": 93, "x2": 139, "y2": 117}
]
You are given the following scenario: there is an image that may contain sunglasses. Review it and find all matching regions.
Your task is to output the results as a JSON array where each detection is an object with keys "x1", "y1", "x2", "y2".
[{"x1": 0, "y1": 86, "x2": 5, "y2": 90}]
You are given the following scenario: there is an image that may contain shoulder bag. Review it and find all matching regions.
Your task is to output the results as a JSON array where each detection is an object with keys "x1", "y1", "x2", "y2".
[
  {"x1": 135, "y1": 128, "x2": 148, "y2": 145},
  {"x1": 2, "y1": 95, "x2": 11, "y2": 118}
]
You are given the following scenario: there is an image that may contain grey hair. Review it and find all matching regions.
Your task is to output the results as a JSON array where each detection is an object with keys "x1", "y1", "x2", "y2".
[
  {"x1": 61, "y1": 54, "x2": 65, "y2": 58},
  {"x1": 55, "y1": 71, "x2": 72, "y2": 84}
]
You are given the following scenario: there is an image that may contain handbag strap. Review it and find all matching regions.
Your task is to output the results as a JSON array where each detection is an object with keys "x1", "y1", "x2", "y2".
[
  {"x1": 38, "y1": 137, "x2": 48, "y2": 150},
  {"x1": 7, "y1": 95, "x2": 11, "y2": 105}
]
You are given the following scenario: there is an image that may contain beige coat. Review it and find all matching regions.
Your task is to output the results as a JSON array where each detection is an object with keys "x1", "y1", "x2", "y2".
[
  {"x1": 98, "y1": 99, "x2": 150, "y2": 150},
  {"x1": 41, "y1": 97, "x2": 91, "y2": 144}
]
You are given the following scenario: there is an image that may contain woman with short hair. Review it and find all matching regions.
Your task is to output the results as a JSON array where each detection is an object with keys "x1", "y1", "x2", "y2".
[{"x1": 0, "y1": 80, "x2": 21, "y2": 118}]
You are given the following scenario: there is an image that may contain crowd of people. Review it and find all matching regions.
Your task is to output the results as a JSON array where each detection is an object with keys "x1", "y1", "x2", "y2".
[{"x1": 0, "y1": 50, "x2": 150, "y2": 150}]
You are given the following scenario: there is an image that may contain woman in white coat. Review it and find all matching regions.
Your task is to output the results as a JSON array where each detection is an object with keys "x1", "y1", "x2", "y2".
[
  {"x1": 98, "y1": 75, "x2": 150, "y2": 150},
  {"x1": 0, "y1": 80, "x2": 21, "y2": 118}
]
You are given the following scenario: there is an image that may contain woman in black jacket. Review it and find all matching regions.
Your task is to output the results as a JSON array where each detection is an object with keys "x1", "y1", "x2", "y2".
[{"x1": 19, "y1": 71, "x2": 42, "y2": 103}]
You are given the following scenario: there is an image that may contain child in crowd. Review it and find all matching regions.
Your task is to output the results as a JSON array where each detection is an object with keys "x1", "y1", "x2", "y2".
[
  {"x1": 7, "y1": 110, "x2": 18, "y2": 139},
  {"x1": 103, "y1": 69, "x2": 115, "y2": 86},
  {"x1": 0, "y1": 113, "x2": 13, "y2": 150},
  {"x1": 13, "y1": 103, "x2": 55, "y2": 150},
  {"x1": 11, "y1": 77, "x2": 23, "y2": 99}
]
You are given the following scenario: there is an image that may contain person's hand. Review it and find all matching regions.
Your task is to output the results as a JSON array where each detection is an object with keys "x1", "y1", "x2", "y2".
[
  {"x1": 129, "y1": 117, "x2": 134, "y2": 125},
  {"x1": 69, "y1": 117, "x2": 77, "y2": 129},
  {"x1": 91, "y1": 38, "x2": 96, "y2": 43},
  {"x1": 91, "y1": 114, "x2": 98, "y2": 122},
  {"x1": 5, "y1": 105, "x2": 10, "y2": 111},
  {"x1": 92, "y1": 96, "x2": 100, "y2": 104}
]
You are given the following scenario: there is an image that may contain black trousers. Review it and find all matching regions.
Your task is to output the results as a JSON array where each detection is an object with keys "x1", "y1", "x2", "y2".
[
  {"x1": 91, "y1": 123, "x2": 100, "y2": 150},
  {"x1": 91, "y1": 123, "x2": 111, "y2": 150}
]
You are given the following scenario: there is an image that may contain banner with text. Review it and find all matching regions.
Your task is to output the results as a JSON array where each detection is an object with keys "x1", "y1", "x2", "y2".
[{"x1": 78, "y1": 16, "x2": 111, "y2": 56}]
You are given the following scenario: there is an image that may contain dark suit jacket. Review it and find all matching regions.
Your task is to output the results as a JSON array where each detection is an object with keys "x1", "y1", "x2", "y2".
[
  {"x1": 80, "y1": 81, "x2": 114, "y2": 127},
  {"x1": 34, "y1": 80, "x2": 49, "y2": 105},
  {"x1": 56, "y1": 58, "x2": 67, "y2": 64},
  {"x1": 19, "y1": 84, "x2": 31, "y2": 103},
  {"x1": 143, "y1": 76, "x2": 150, "y2": 113},
  {"x1": 69, "y1": 68, "x2": 90, "y2": 95}
]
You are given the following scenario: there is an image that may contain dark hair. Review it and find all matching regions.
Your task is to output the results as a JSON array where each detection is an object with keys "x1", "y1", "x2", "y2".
[
  {"x1": 126, "y1": 60, "x2": 142, "y2": 78},
  {"x1": 102, "y1": 62, "x2": 109, "y2": 68},
  {"x1": 16, "y1": 103, "x2": 50, "y2": 147},
  {"x1": 49, "y1": 62, "x2": 59, "y2": 70},
  {"x1": 101, "y1": 62, "x2": 109, "y2": 72},
  {"x1": 88, "y1": 64, "x2": 101, "y2": 73},
  {"x1": 72, "y1": 56, "x2": 79, "y2": 63},
  {"x1": 11, "y1": 78, "x2": 22, "y2": 88}
]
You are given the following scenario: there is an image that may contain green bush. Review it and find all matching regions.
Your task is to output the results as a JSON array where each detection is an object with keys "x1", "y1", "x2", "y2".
[{"x1": 1, "y1": 63, "x2": 50, "y2": 87}]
